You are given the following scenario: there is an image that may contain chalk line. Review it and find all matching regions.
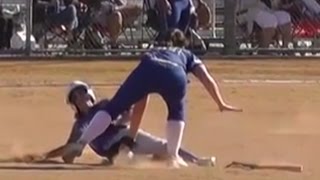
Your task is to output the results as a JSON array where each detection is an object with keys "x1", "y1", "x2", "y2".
[
  {"x1": 222, "y1": 79, "x2": 320, "y2": 84},
  {"x1": 0, "y1": 79, "x2": 319, "y2": 88}
]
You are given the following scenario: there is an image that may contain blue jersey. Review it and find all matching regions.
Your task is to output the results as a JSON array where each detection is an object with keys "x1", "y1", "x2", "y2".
[
  {"x1": 66, "y1": 99, "x2": 127, "y2": 157},
  {"x1": 142, "y1": 47, "x2": 202, "y2": 73}
]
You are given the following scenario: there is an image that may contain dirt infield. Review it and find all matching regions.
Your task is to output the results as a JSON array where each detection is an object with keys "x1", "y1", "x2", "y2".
[{"x1": 0, "y1": 59, "x2": 320, "y2": 180}]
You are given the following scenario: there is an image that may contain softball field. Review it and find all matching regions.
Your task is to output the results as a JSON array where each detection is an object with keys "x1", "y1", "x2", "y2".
[{"x1": 0, "y1": 59, "x2": 319, "y2": 180}]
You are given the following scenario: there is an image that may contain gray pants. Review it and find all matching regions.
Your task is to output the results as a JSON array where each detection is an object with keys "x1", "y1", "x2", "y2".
[{"x1": 103, "y1": 127, "x2": 198, "y2": 163}]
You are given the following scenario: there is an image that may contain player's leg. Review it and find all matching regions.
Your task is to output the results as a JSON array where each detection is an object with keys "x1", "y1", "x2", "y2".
[
  {"x1": 158, "y1": 67, "x2": 189, "y2": 168},
  {"x1": 178, "y1": 2, "x2": 191, "y2": 33},
  {"x1": 104, "y1": 59, "x2": 155, "y2": 120},
  {"x1": 132, "y1": 129, "x2": 203, "y2": 165},
  {"x1": 134, "y1": 129, "x2": 199, "y2": 162},
  {"x1": 125, "y1": 128, "x2": 215, "y2": 167},
  {"x1": 167, "y1": 0, "x2": 181, "y2": 29},
  {"x1": 132, "y1": 129, "x2": 167, "y2": 155},
  {"x1": 78, "y1": 60, "x2": 153, "y2": 145},
  {"x1": 163, "y1": 97, "x2": 188, "y2": 168}
]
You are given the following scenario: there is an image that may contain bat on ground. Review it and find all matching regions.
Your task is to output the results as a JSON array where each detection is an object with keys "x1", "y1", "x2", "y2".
[{"x1": 225, "y1": 161, "x2": 303, "y2": 172}]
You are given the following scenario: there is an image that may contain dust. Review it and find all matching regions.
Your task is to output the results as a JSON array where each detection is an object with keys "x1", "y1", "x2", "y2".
[
  {"x1": 111, "y1": 150, "x2": 168, "y2": 169},
  {"x1": 0, "y1": 142, "x2": 39, "y2": 163},
  {"x1": 0, "y1": 143, "x2": 171, "y2": 169}
]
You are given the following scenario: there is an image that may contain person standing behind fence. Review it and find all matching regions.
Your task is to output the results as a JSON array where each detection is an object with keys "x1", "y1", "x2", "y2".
[
  {"x1": 156, "y1": 0, "x2": 195, "y2": 42},
  {"x1": 48, "y1": 0, "x2": 78, "y2": 31},
  {"x1": 236, "y1": 0, "x2": 291, "y2": 49},
  {"x1": 32, "y1": 0, "x2": 78, "y2": 42},
  {"x1": 0, "y1": 5, "x2": 13, "y2": 49},
  {"x1": 264, "y1": 0, "x2": 292, "y2": 49}
]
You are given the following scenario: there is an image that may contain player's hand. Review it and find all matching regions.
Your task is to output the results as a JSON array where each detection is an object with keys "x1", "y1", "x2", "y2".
[
  {"x1": 219, "y1": 104, "x2": 243, "y2": 112},
  {"x1": 63, "y1": 142, "x2": 86, "y2": 159}
]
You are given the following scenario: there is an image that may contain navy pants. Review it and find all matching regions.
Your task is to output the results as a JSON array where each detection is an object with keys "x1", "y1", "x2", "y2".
[
  {"x1": 104, "y1": 58, "x2": 188, "y2": 121},
  {"x1": 167, "y1": 0, "x2": 191, "y2": 32},
  {"x1": 156, "y1": 0, "x2": 191, "y2": 42},
  {"x1": 49, "y1": 4, "x2": 78, "y2": 30}
]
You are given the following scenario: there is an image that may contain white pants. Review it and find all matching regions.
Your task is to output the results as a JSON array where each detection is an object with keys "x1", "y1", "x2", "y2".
[
  {"x1": 102, "y1": 127, "x2": 167, "y2": 155},
  {"x1": 99, "y1": 127, "x2": 199, "y2": 163},
  {"x1": 254, "y1": 9, "x2": 291, "y2": 28}
]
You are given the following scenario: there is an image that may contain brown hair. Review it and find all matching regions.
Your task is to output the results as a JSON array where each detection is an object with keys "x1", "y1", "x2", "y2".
[{"x1": 165, "y1": 29, "x2": 188, "y2": 47}]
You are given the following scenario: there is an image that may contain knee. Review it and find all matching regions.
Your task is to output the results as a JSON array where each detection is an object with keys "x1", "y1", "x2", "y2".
[
  {"x1": 130, "y1": 5, "x2": 143, "y2": 16},
  {"x1": 166, "y1": 98, "x2": 186, "y2": 121},
  {"x1": 264, "y1": 14, "x2": 278, "y2": 28},
  {"x1": 114, "y1": 11, "x2": 122, "y2": 22},
  {"x1": 66, "y1": 4, "x2": 77, "y2": 18},
  {"x1": 255, "y1": 11, "x2": 278, "y2": 29},
  {"x1": 107, "y1": 11, "x2": 122, "y2": 28},
  {"x1": 275, "y1": 11, "x2": 291, "y2": 25}
]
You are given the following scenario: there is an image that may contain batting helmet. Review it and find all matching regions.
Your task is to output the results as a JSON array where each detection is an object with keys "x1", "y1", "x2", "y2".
[{"x1": 66, "y1": 80, "x2": 96, "y2": 105}]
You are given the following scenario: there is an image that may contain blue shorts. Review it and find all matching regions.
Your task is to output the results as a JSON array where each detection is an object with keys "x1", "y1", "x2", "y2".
[{"x1": 104, "y1": 57, "x2": 188, "y2": 121}]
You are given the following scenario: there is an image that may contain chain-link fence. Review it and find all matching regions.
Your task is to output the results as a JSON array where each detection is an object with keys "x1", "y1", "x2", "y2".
[
  {"x1": 29, "y1": 0, "x2": 219, "y2": 56},
  {"x1": 234, "y1": 0, "x2": 320, "y2": 56},
  {"x1": 1, "y1": 0, "x2": 320, "y2": 58}
]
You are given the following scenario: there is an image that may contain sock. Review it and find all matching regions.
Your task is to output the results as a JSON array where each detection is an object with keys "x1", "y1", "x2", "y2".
[
  {"x1": 166, "y1": 120, "x2": 185, "y2": 158},
  {"x1": 78, "y1": 110, "x2": 112, "y2": 144}
]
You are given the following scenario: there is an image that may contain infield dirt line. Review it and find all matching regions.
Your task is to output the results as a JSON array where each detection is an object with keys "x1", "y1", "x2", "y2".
[{"x1": 0, "y1": 79, "x2": 319, "y2": 88}]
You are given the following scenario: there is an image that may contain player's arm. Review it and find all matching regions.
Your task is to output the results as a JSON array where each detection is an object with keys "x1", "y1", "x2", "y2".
[
  {"x1": 129, "y1": 95, "x2": 149, "y2": 139},
  {"x1": 37, "y1": 121, "x2": 81, "y2": 163},
  {"x1": 60, "y1": 121, "x2": 83, "y2": 163},
  {"x1": 102, "y1": 99, "x2": 148, "y2": 159},
  {"x1": 40, "y1": 145, "x2": 67, "y2": 159},
  {"x1": 192, "y1": 64, "x2": 242, "y2": 112}
]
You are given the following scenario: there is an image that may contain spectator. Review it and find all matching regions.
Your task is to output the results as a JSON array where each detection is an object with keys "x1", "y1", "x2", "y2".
[
  {"x1": 299, "y1": 0, "x2": 320, "y2": 15},
  {"x1": 10, "y1": 5, "x2": 37, "y2": 50},
  {"x1": 236, "y1": 0, "x2": 292, "y2": 48},
  {"x1": 156, "y1": 0, "x2": 195, "y2": 43},
  {"x1": 285, "y1": 0, "x2": 320, "y2": 17},
  {"x1": 267, "y1": 0, "x2": 292, "y2": 48},
  {"x1": 0, "y1": 5, "x2": 14, "y2": 49},
  {"x1": 49, "y1": 0, "x2": 78, "y2": 31},
  {"x1": 83, "y1": 0, "x2": 142, "y2": 49},
  {"x1": 32, "y1": 0, "x2": 78, "y2": 42}
]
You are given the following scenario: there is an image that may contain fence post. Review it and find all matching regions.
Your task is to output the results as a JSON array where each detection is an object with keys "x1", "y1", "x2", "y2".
[
  {"x1": 25, "y1": 0, "x2": 33, "y2": 56},
  {"x1": 211, "y1": 0, "x2": 216, "y2": 38},
  {"x1": 223, "y1": 0, "x2": 236, "y2": 55}
]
